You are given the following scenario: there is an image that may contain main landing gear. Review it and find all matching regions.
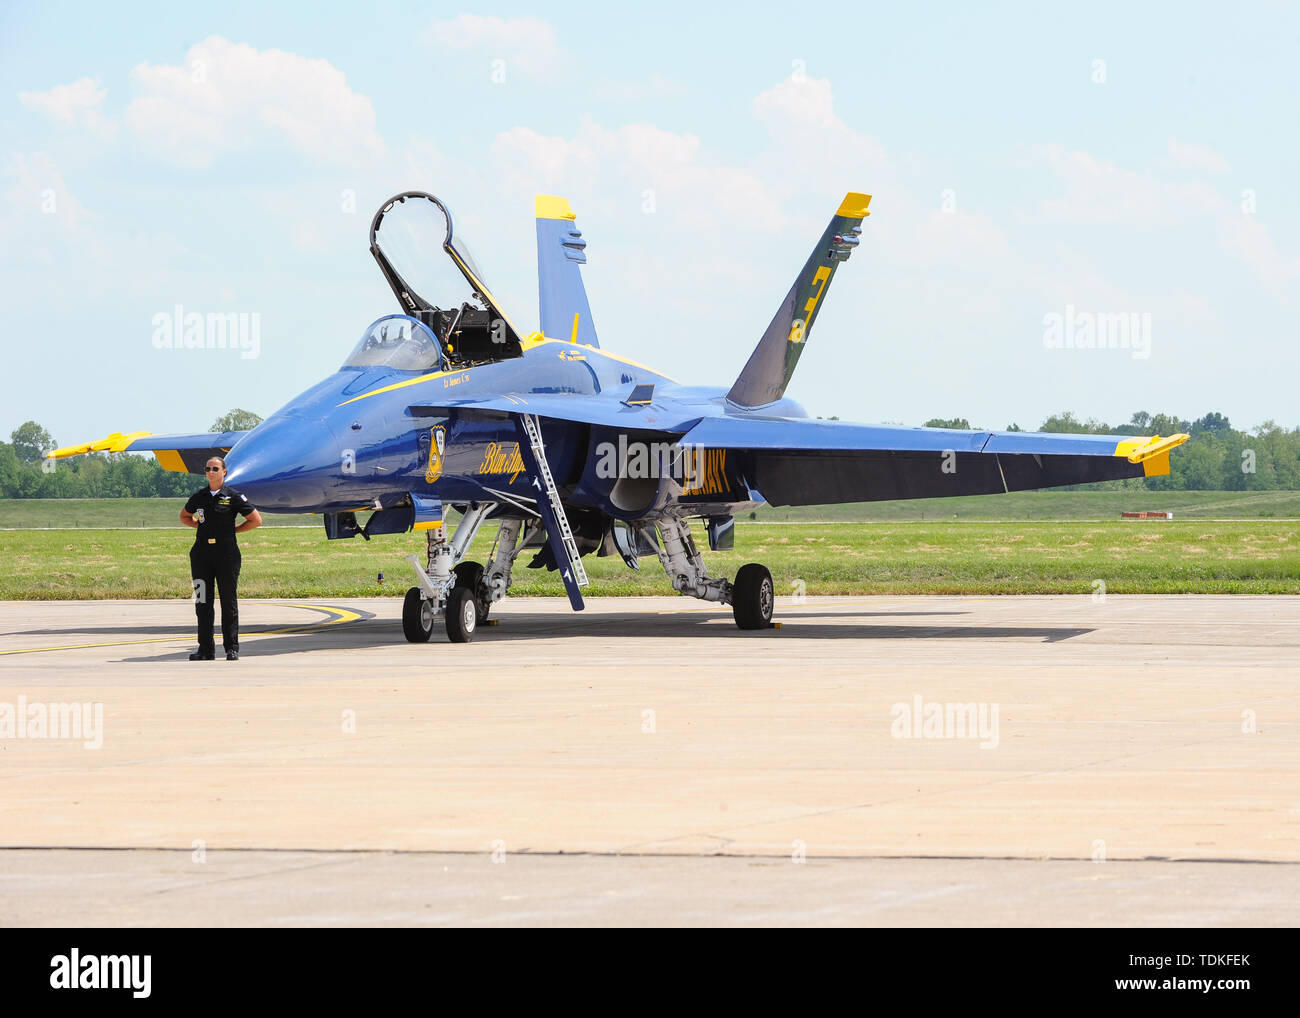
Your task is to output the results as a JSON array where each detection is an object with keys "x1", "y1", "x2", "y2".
[
  {"x1": 731, "y1": 562, "x2": 775, "y2": 630},
  {"x1": 401, "y1": 507, "x2": 776, "y2": 639},
  {"x1": 651, "y1": 516, "x2": 776, "y2": 630}
]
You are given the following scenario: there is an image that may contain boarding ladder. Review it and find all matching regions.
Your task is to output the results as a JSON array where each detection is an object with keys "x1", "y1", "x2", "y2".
[{"x1": 519, "y1": 412, "x2": 589, "y2": 587}]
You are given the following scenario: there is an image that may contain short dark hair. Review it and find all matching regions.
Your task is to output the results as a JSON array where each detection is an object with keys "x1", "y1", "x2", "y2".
[{"x1": 206, "y1": 456, "x2": 226, "y2": 469}]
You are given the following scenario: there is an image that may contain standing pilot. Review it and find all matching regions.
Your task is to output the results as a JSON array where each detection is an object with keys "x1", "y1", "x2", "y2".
[{"x1": 180, "y1": 456, "x2": 262, "y2": 660}]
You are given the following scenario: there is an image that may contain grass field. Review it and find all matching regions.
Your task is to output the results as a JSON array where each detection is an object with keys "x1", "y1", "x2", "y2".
[
  {"x1": 4, "y1": 489, "x2": 1300, "y2": 530},
  {"x1": 2, "y1": 518, "x2": 1297, "y2": 599},
  {"x1": 0, "y1": 498, "x2": 320, "y2": 529}
]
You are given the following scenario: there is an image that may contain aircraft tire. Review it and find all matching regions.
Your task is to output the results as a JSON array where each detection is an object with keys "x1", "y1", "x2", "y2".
[
  {"x1": 402, "y1": 586, "x2": 435, "y2": 643},
  {"x1": 445, "y1": 585, "x2": 478, "y2": 643},
  {"x1": 732, "y1": 563, "x2": 774, "y2": 630},
  {"x1": 453, "y1": 561, "x2": 491, "y2": 624}
]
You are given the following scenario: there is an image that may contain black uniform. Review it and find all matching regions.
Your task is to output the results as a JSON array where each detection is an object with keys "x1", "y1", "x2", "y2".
[{"x1": 185, "y1": 485, "x2": 255, "y2": 656}]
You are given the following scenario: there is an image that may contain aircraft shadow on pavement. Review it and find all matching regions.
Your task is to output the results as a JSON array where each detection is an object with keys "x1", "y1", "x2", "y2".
[
  {"x1": 18, "y1": 623, "x2": 339, "y2": 638},
  {"x1": 15, "y1": 609, "x2": 965, "y2": 639},
  {"x1": 475, "y1": 613, "x2": 1094, "y2": 644},
  {"x1": 108, "y1": 608, "x2": 1093, "y2": 661}
]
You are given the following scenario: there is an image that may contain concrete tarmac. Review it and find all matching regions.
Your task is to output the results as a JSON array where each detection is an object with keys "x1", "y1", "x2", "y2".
[{"x1": 1, "y1": 595, "x2": 1297, "y2": 926}]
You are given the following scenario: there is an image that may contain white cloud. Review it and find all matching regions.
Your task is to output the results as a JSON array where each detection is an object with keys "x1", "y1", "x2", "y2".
[
  {"x1": 753, "y1": 74, "x2": 839, "y2": 128},
  {"x1": 1218, "y1": 212, "x2": 1300, "y2": 301},
  {"x1": 19, "y1": 77, "x2": 117, "y2": 139},
  {"x1": 491, "y1": 117, "x2": 785, "y2": 230},
  {"x1": 124, "y1": 36, "x2": 383, "y2": 168},
  {"x1": 1037, "y1": 255, "x2": 1221, "y2": 333},
  {"x1": 1167, "y1": 137, "x2": 1230, "y2": 174},
  {"x1": 1031, "y1": 143, "x2": 1221, "y2": 227},
  {"x1": 1, "y1": 151, "x2": 190, "y2": 303},
  {"x1": 4, "y1": 151, "x2": 92, "y2": 234},
  {"x1": 424, "y1": 14, "x2": 561, "y2": 79},
  {"x1": 906, "y1": 209, "x2": 1013, "y2": 268},
  {"x1": 1029, "y1": 143, "x2": 1298, "y2": 301},
  {"x1": 751, "y1": 74, "x2": 890, "y2": 213},
  {"x1": 601, "y1": 73, "x2": 688, "y2": 102}
]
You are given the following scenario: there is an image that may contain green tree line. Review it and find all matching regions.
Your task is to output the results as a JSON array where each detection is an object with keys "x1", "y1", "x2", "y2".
[{"x1": 917, "y1": 410, "x2": 1300, "y2": 490}]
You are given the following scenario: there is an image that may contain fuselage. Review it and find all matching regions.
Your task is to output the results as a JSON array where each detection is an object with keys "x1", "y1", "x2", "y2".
[{"x1": 222, "y1": 333, "x2": 806, "y2": 517}]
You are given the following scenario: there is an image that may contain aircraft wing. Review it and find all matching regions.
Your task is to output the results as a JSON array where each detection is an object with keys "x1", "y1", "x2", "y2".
[
  {"x1": 682, "y1": 416, "x2": 1189, "y2": 506},
  {"x1": 47, "y1": 430, "x2": 250, "y2": 474}
]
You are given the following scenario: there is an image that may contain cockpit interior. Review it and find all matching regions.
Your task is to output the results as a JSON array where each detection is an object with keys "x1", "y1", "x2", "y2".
[{"x1": 366, "y1": 191, "x2": 525, "y2": 369}]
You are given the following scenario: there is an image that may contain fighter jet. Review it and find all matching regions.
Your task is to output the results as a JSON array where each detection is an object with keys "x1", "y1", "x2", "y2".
[{"x1": 50, "y1": 190, "x2": 1189, "y2": 642}]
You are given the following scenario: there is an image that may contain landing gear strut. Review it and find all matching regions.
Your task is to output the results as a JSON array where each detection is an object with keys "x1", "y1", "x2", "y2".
[{"x1": 652, "y1": 516, "x2": 775, "y2": 631}]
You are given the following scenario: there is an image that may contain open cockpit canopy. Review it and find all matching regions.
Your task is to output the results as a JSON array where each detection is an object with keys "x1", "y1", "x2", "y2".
[{"x1": 369, "y1": 192, "x2": 523, "y2": 365}]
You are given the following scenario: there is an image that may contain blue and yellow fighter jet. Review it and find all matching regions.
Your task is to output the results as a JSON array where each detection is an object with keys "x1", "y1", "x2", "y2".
[{"x1": 50, "y1": 190, "x2": 1189, "y2": 642}]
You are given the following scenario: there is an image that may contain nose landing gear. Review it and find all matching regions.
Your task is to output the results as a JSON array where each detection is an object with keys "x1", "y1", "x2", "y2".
[
  {"x1": 402, "y1": 501, "x2": 497, "y2": 644},
  {"x1": 401, "y1": 586, "x2": 436, "y2": 642},
  {"x1": 443, "y1": 585, "x2": 478, "y2": 643},
  {"x1": 452, "y1": 560, "x2": 492, "y2": 625}
]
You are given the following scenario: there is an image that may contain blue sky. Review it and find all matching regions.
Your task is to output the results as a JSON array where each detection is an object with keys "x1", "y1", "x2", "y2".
[{"x1": 3, "y1": 1, "x2": 1298, "y2": 444}]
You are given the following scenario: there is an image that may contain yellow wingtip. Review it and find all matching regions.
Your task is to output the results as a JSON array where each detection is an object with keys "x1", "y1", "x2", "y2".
[
  {"x1": 1113, "y1": 433, "x2": 1190, "y2": 476},
  {"x1": 535, "y1": 194, "x2": 576, "y2": 221},
  {"x1": 48, "y1": 430, "x2": 153, "y2": 458},
  {"x1": 1115, "y1": 433, "x2": 1191, "y2": 464},
  {"x1": 837, "y1": 192, "x2": 872, "y2": 218}
]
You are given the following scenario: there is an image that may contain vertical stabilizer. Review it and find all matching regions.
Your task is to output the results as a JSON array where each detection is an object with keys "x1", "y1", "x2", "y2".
[
  {"x1": 536, "y1": 195, "x2": 600, "y2": 348},
  {"x1": 727, "y1": 192, "x2": 871, "y2": 407}
]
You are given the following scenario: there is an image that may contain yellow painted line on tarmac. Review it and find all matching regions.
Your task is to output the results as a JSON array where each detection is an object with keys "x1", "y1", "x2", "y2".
[{"x1": 0, "y1": 603, "x2": 366, "y2": 657}]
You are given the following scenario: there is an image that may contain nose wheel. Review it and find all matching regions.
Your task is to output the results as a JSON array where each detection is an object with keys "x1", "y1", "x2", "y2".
[
  {"x1": 403, "y1": 584, "x2": 480, "y2": 643},
  {"x1": 453, "y1": 560, "x2": 492, "y2": 625},
  {"x1": 402, "y1": 586, "x2": 436, "y2": 642},
  {"x1": 444, "y1": 585, "x2": 478, "y2": 643}
]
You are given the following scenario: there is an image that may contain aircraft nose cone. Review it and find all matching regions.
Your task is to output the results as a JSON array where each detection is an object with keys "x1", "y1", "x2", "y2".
[{"x1": 225, "y1": 416, "x2": 342, "y2": 511}]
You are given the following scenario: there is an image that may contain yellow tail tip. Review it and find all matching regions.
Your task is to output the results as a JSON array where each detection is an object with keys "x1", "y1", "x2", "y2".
[
  {"x1": 535, "y1": 194, "x2": 576, "y2": 221},
  {"x1": 837, "y1": 192, "x2": 872, "y2": 218}
]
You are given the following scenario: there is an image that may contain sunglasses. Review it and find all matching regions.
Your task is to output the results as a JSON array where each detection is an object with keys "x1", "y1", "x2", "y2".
[{"x1": 205, "y1": 466, "x2": 223, "y2": 472}]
